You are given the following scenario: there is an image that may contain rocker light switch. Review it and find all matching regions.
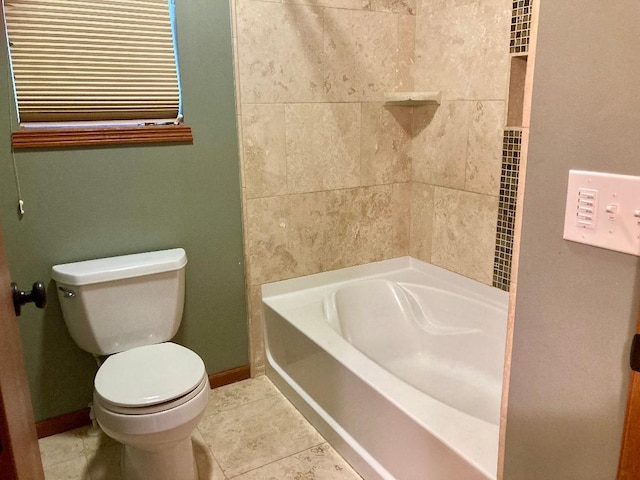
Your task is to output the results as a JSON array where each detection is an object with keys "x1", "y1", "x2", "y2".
[
  {"x1": 563, "y1": 170, "x2": 640, "y2": 256},
  {"x1": 576, "y1": 188, "x2": 597, "y2": 228}
]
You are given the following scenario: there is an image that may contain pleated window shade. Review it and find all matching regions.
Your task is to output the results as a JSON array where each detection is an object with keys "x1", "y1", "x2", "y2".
[{"x1": 4, "y1": 0, "x2": 181, "y2": 125}]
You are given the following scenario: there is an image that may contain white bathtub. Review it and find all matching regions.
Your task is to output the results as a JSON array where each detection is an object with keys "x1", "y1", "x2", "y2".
[{"x1": 262, "y1": 257, "x2": 508, "y2": 480}]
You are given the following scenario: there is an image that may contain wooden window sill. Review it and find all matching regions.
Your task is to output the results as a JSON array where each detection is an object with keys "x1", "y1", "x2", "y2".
[{"x1": 11, "y1": 125, "x2": 193, "y2": 149}]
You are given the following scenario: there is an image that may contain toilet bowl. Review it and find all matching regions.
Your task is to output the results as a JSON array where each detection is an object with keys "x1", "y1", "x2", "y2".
[
  {"x1": 92, "y1": 342, "x2": 208, "y2": 480},
  {"x1": 51, "y1": 249, "x2": 208, "y2": 480}
]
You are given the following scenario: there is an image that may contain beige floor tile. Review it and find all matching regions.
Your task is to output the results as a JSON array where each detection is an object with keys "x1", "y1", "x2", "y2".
[
  {"x1": 85, "y1": 443, "x2": 122, "y2": 480},
  {"x1": 205, "y1": 376, "x2": 280, "y2": 417},
  {"x1": 39, "y1": 429, "x2": 85, "y2": 468},
  {"x1": 231, "y1": 443, "x2": 362, "y2": 480},
  {"x1": 193, "y1": 429, "x2": 228, "y2": 480},
  {"x1": 38, "y1": 377, "x2": 358, "y2": 480},
  {"x1": 43, "y1": 455, "x2": 87, "y2": 480},
  {"x1": 198, "y1": 394, "x2": 325, "y2": 477}
]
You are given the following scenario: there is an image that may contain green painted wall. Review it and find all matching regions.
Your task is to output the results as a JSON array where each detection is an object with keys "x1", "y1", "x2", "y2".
[{"x1": 0, "y1": 1, "x2": 248, "y2": 421}]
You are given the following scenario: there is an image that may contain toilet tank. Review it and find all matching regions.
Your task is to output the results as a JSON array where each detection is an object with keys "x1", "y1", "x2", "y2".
[{"x1": 51, "y1": 249, "x2": 187, "y2": 356}]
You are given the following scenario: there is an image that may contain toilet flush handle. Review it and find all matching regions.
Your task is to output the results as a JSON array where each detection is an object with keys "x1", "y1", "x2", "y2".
[{"x1": 58, "y1": 286, "x2": 76, "y2": 299}]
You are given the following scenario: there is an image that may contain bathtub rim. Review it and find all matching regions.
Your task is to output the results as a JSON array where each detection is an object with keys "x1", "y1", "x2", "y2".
[{"x1": 263, "y1": 257, "x2": 506, "y2": 309}]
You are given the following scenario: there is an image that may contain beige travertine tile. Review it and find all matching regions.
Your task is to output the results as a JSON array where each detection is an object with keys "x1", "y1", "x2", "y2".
[
  {"x1": 236, "y1": 113, "x2": 245, "y2": 189},
  {"x1": 391, "y1": 183, "x2": 411, "y2": 256},
  {"x1": 242, "y1": 104, "x2": 287, "y2": 198},
  {"x1": 205, "y1": 376, "x2": 280, "y2": 417},
  {"x1": 198, "y1": 394, "x2": 325, "y2": 478},
  {"x1": 286, "y1": 186, "x2": 395, "y2": 275},
  {"x1": 409, "y1": 182, "x2": 434, "y2": 262},
  {"x1": 412, "y1": 101, "x2": 471, "y2": 189},
  {"x1": 233, "y1": 443, "x2": 362, "y2": 479},
  {"x1": 397, "y1": 14, "x2": 416, "y2": 91},
  {"x1": 230, "y1": 0, "x2": 238, "y2": 41},
  {"x1": 323, "y1": 9, "x2": 401, "y2": 101},
  {"x1": 246, "y1": 285, "x2": 266, "y2": 376},
  {"x1": 43, "y1": 455, "x2": 87, "y2": 480},
  {"x1": 236, "y1": 1, "x2": 324, "y2": 103},
  {"x1": 232, "y1": 36, "x2": 241, "y2": 115},
  {"x1": 40, "y1": 379, "x2": 362, "y2": 480},
  {"x1": 85, "y1": 444, "x2": 122, "y2": 480},
  {"x1": 431, "y1": 187, "x2": 499, "y2": 284},
  {"x1": 414, "y1": 0, "x2": 511, "y2": 100},
  {"x1": 240, "y1": 185, "x2": 254, "y2": 269},
  {"x1": 39, "y1": 429, "x2": 85, "y2": 469},
  {"x1": 192, "y1": 429, "x2": 227, "y2": 480},
  {"x1": 284, "y1": 0, "x2": 362, "y2": 9},
  {"x1": 465, "y1": 100, "x2": 505, "y2": 196},
  {"x1": 286, "y1": 103, "x2": 361, "y2": 194},
  {"x1": 364, "y1": 0, "x2": 416, "y2": 15},
  {"x1": 361, "y1": 103, "x2": 412, "y2": 186},
  {"x1": 244, "y1": 195, "x2": 296, "y2": 285},
  {"x1": 244, "y1": 186, "x2": 396, "y2": 285}
]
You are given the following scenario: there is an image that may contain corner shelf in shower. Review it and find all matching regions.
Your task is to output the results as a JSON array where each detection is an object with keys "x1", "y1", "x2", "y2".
[{"x1": 383, "y1": 91, "x2": 442, "y2": 106}]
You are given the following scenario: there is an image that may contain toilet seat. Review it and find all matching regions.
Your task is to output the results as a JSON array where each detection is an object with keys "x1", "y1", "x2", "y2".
[
  {"x1": 95, "y1": 342, "x2": 206, "y2": 414},
  {"x1": 97, "y1": 375, "x2": 208, "y2": 415}
]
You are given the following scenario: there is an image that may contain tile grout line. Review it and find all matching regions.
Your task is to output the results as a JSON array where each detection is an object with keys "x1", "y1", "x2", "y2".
[
  {"x1": 194, "y1": 428, "x2": 229, "y2": 480},
  {"x1": 41, "y1": 379, "x2": 360, "y2": 480},
  {"x1": 201, "y1": 391, "x2": 282, "y2": 418},
  {"x1": 225, "y1": 440, "x2": 330, "y2": 479}
]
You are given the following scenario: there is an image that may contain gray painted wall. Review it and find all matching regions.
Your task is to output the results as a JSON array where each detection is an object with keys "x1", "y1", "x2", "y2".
[
  {"x1": 0, "y1": 1, "x2": 248, "y2": 421},
  {"x1": 504, "y1": 1, "x2": 640, "y2": 477}
]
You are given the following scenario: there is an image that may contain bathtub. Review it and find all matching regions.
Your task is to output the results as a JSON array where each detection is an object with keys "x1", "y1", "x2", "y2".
[{"x1": 262, "y1": 257, "x2": 508, "y2": 480}]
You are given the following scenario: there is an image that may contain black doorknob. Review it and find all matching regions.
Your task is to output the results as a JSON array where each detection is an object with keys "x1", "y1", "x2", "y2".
[
  {"x1": 632, "y1": 334, "x2": 640, "y2": 373},
  {"x1": 11, "y1": 281, "x2": 47, "y2": 316}
]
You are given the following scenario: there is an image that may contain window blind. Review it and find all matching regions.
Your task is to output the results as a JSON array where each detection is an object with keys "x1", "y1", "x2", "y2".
[{"x1": 3, "y1": 0, "x2": 181, "y2": 124}]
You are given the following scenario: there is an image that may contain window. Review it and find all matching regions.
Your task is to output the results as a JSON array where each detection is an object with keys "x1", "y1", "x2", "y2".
[{"x1": 2, "y1": 0, "x2": 192, "y2": 148}]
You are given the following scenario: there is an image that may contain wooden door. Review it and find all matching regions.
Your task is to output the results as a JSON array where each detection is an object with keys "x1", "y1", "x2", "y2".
[
  {"x1": 618, "y1": 312, "x2": 640, "y2": 479},
  {"x1": 0, "y1": 222, "x2": 44, "y2": 479}
]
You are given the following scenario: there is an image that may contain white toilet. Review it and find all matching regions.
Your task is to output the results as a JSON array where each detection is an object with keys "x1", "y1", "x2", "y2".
[{"x1": 51, "y1": 248, "x2": 208, "y2": 480}]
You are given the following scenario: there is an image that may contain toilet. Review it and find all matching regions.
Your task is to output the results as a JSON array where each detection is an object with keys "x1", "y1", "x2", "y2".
[{"x1": 51, "y1": 248, "x2": 208, "y2": 480}]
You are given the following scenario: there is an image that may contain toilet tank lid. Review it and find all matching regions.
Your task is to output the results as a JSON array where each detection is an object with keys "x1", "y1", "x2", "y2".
[{"x1": 51, "y1": 248, "x2": 187, "y2": 286}]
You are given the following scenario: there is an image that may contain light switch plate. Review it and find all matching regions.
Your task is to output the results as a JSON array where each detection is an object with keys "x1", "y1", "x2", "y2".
[{"x1": 563, "y1": 170, "x2": 640, "y2": 256}]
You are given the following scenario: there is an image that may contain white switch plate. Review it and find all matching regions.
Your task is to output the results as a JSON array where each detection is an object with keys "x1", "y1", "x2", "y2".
[{"x1": 563, "y1": 170, "x2": 640, "y2": 256}]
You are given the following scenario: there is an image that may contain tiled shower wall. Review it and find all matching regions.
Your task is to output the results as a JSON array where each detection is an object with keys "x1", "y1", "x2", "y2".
[
  {"x1": 409, "y1": 0, "x2": 511, "y2": 285},
  {"x1": 232, "y1": 0, "x2": 416, "y2": 374},
  {"x1": 231, "y1": 0, "x2": 511, "y2": 373}
]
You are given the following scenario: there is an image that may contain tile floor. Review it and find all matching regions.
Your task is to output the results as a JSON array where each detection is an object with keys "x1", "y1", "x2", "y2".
[{"x1": 39, "y1": 376, "x2": 363, "y2": 480}]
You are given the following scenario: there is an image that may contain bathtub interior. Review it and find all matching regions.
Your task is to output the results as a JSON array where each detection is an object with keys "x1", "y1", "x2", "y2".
[
  {"x1": 262, "y1": 256, "x2": 509, "y2": 480},
  {"x1": 323, "y1": 278, "x2": 507, "y2": 424}
]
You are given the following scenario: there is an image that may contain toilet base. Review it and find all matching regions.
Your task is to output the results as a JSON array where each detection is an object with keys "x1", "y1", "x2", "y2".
[
  {"x1": 92, "y1": 364, "x2": 209, "y2": 480},
  {"x1": 121, "y1": 436, "x2": 198, "y2": 480}
]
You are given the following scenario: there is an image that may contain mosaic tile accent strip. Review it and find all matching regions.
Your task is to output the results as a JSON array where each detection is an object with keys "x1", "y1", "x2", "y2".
[
  {"x1": 510, "y1": 0, "x2": 533, "y2": 54},
  {"x1": 493, "y1": 129, "x2": 522, "y2": 291}
]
